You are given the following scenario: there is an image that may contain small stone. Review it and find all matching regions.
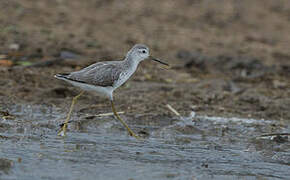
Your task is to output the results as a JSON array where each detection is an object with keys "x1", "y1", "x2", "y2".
[
  {"x1": 9, "y1": 43, "x2": 20, "y2": 51},
  {"x1": 0, "y1": 158, "x2": 13, "y2": 174},
  {"x1": 273, "y1": 80, "x2": 286, "y2": 89},
  {"x1": 60, "y1": 51, "x2": 80, "y2": 59}
]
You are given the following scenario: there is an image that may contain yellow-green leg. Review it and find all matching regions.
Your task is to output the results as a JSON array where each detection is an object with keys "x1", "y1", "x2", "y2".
[
  {"x1": 111, "y1": 100, "x2": 139, "y2": 139},
  {"x1": 58, "y1": 91, "x2": 84, "y2": 136}
]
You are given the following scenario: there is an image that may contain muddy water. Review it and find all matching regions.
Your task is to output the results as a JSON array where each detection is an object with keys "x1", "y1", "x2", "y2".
[{"x1": 0, "y1": 104, "x2": 289, "y2": 180}]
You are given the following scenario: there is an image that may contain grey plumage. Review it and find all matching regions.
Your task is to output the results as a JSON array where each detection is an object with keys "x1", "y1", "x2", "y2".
[
  {"x1": 56, "y1": 61, "x2": 124, "y2": 87},
  {"x1": 55, "y1": 44, "x2": 150, "y2": 89}
]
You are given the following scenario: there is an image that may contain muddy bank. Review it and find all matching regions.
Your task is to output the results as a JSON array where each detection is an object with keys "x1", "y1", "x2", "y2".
[
  {"x1": 0, "y1": 0, "x2": 289, "y2": 122},
  {"x1": 176, "y1": 50, "x2": 290, "y2": 120},
  {"x1": 0, "y1": 0, "x2": 290, "y2": 179}
]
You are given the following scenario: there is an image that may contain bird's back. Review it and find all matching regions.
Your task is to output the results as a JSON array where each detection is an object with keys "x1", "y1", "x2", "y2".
[{"x1": 56, "y1": 61, "x2": 124, "y2": 87}]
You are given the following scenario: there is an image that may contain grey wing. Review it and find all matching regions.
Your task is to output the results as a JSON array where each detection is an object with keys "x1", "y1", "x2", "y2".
[{"x1": 66, "y1": 62, "x2": 122, "y2": 87}]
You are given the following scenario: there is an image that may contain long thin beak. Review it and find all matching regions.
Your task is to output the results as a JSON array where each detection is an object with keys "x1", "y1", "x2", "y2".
[{"x1": 149, "y1": 56, "x2": 169, "y2": 66}]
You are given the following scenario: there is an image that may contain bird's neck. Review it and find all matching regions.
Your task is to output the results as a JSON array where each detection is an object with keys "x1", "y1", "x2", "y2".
[{"x1": 124, "y1": 54, "x2": 140, "y2": 70}]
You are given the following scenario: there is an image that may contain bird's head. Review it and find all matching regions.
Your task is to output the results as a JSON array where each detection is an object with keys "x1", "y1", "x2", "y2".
[{"x1": 127, "y1": 44, "x2": 169, "y2": 66}]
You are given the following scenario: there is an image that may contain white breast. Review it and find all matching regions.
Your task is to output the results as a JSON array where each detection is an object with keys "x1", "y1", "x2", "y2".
[
  {"x1": 114, "y1": 63, "x2": 137, "y2": 89},
  {"x1": 114, "y1": 70, "x2": 133, "y2": 88}
]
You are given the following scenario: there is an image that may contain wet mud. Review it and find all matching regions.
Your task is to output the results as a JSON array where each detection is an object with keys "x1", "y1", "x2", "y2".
[{"x1": 0, "y1": 0, "x2": 290, "y2": 179}]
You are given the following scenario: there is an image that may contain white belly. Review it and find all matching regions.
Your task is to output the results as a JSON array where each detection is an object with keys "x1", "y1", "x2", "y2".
[{"x1": 62, "y1": 77, "x2": 114, "y2": 99}]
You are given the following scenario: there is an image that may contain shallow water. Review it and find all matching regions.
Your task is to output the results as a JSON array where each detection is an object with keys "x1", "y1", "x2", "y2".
[{"x1": 0, "y1": 104, "x2": 289, "y2": 180}]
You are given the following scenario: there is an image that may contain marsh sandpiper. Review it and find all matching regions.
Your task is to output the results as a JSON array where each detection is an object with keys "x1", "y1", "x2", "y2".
[{"x1": 55, "y1": 44, "x2": 169, "y2": 139}]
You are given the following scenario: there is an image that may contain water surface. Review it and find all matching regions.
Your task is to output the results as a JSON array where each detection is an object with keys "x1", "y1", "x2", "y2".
[{"x1": 0, "y1": 104, "x2": 289, "y2": 180}]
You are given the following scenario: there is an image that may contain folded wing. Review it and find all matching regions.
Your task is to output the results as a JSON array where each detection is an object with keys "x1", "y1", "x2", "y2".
[{"x1": 65, "y1": 62, "x2": 122, "y2": 87}]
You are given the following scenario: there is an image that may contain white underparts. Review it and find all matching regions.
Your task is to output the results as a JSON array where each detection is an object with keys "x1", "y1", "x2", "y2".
[
  {"x1": 114, "y1": 61, "x2": 138, "y2": 89},
  {"x1": 55, "y1": 75, "x2": 114, "y2": 100}
]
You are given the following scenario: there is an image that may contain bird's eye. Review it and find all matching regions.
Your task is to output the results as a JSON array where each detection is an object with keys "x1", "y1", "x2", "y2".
[{"x1": 142, "y1": 50, "x2": 146, "y2": 53}]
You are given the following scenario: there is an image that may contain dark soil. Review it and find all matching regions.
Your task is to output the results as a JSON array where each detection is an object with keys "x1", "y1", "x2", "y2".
[{"x1": 0, "y1": 0, "x2": 290, "y2": 125}]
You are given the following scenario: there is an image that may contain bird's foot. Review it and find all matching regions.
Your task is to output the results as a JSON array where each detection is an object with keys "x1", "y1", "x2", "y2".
[
  {"x1": 128, "y1": 130, "x2": 141, "y2": 140},
  {"x1": 57, "y1": 123, "x2": 68, "y2": 137}
]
